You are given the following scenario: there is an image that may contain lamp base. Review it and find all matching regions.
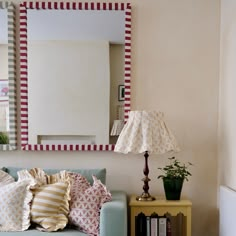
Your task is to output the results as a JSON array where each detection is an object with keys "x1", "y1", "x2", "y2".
[{"x1": 136, "y1": 192, "x2": 155, "y2": 201}]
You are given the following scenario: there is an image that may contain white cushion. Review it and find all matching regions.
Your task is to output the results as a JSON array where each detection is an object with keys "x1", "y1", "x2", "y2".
[{"x1": 0, "y1": 178, "x2": 35, "y2": 231}]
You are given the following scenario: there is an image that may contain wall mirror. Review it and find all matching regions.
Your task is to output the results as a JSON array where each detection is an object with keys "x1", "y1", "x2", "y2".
[
  {"x1": 20, "y1": 2, "x2": 131, "y2": 151},
  {"x1": 0, "y1": 2, "x2": 16, "y2": 151}
]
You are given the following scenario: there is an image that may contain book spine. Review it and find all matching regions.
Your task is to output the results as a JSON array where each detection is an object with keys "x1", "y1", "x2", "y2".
[
  {"x1": 135, "y1": 212, "x2": 147, "y2": 236},
  {"x1": 167, "y1": 218, "x2": 171, "y2": 236},
  {"x1": 146, "y1": 216, "x2": 151, "y2": 236},
  {"x1": 159, "y1": 217, "x2": 167, "y2": 236},
  {"x1": 135, "y1": 216, "x2": 139, "y2": 236},
  {"x1": 151, "y1": 217, "x2": 158, "y2": 236}
]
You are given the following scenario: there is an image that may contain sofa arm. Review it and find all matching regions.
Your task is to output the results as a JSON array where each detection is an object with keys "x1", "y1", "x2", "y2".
[{"x1": 100, "y1": 190, "x2": 127, "y2": 236}]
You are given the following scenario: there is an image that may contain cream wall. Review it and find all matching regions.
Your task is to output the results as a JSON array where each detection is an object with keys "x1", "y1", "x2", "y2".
[
  {"x1": 2, "y1": 1, "x2": 220, "y2": 236},
  {"x1": 110, "y1": 44, "x2": 124, "y2": 144},
  {"x1": 219, "y1": 0, "x2": 236, "y2": 191}
]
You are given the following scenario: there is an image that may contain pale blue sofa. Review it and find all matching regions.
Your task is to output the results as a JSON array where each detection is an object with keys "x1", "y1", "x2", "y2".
[{"x1": 1, "y1": 167, "x2": 127, "y2": 236}]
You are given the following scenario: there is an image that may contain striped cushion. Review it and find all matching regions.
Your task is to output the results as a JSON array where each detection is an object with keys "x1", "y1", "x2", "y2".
[
  {"x1": 31, "y1": 181, "x2": 70, "y2": 232},
  {"x1": 17, "y1": 168, "x2": 71, "y2": 232}
]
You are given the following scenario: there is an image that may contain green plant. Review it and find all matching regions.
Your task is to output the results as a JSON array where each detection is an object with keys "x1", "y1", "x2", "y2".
[
  {"x1": 157, "y1": 157, "x2": 193, "y2": 181},
  {"x1": 0, "y1": 132, "x2": 9, "y2": 144}
]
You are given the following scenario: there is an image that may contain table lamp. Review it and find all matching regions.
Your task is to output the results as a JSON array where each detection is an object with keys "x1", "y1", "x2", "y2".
[{"x1": 114, "y1": 110, "x2": 180, "y2": 201}]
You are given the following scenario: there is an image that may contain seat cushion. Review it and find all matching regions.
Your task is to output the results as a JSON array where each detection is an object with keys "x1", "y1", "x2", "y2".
[{"x1": 0, "y1": 228, "x2": 87, "y2": 235}]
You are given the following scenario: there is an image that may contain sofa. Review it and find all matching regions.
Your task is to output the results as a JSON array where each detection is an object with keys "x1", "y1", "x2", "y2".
[{"x1": 0, "y1": 167, "x2": 127, "y2": 236}]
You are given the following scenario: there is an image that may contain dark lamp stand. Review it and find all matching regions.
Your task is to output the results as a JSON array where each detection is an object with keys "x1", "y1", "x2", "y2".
[{"x1": 136, "y1": 151, "x2": 155, "y2": 201}]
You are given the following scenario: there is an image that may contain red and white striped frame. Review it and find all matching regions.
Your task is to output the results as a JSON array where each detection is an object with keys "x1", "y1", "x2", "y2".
[{"x1": 19, "y1": 2, "x2": 131, "y2": 151}]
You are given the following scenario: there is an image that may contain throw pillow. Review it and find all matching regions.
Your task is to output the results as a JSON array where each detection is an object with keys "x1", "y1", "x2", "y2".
[
  {"x1": 69, "y1": 175, "x2": 112, "y2": 236},
  {"x1": 0, "y1": 169, "x2": 14, "y2": 186},
  {"x1": 18, "y1": 168, "x2": 71, "y2": 232},
  {"x1": 0, "y1": 178, "x2": 35, "y2": 231},
  {"x1": 30, "y1": 181, "x2": 70, "y2": 232},
  {"x1": 68, "y1": 172, "x2": 91, "y2": 203},
  {"x1": 28, "y1": 167, "x2": 70, "y2": 185}
]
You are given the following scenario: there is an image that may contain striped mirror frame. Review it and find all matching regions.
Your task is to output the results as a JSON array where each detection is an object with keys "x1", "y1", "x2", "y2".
[
  {"x1": 19, "y1": 2, "x2": 131, "y2": 151},
  {"x1": 0, "y1": 2, "x2": 16, "y2": 151}
]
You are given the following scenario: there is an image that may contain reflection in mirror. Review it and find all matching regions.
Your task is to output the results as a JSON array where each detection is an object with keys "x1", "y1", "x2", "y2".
[
  {"x1": 20, "y1": 2, "x2": 131, "y2": 151},
  {"x1": 0, "y1": 2, "x2": 16, "y2": 150}
]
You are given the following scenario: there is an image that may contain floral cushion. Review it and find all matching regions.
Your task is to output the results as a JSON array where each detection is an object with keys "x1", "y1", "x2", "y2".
[
  {"x1": 68, "y1": 172, "x2": 91, "y2": 203},
  {"x1": 69, "y1": 175, "x2": 112, "y2": 236},
  {"x1": 0, "y1": 170, "x2": 35, "y2": 231}
]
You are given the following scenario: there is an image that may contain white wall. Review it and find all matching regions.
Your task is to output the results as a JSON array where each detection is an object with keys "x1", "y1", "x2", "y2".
[
  {"x1": 28, "y1": 9, "x2": 125, "y2": 44},
  {"x1": 28, "y1": 41, "x2": 110, "y2": 144},
  {"x1": 0, "y1": 44, "x2": 8, "y2": 80},
  {"x1": 0, "y1": 9, "x2": 7, "y2": 43},
  {"x1": 219, "y1": 0, "x2": 236, "y2": 190},
  {"x1": 2, "y1": 1, "x2": 220, "y2": 236}
]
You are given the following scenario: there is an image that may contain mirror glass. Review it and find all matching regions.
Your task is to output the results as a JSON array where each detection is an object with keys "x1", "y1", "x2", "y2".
[
  {"x1": 20, "y1": 2, "x2": 131, "y2": 151},
  {"x1": 0, "y1": 2, "x2": 16, "y2": 150}
]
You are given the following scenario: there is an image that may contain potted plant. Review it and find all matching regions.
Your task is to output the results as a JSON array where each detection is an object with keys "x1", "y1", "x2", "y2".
[
  {"x1": 157, "y1": 157, "x2": 193, "y2": 200},
  {"x1": 0, "y1": 132, "x2": 9, "y2": 144}
]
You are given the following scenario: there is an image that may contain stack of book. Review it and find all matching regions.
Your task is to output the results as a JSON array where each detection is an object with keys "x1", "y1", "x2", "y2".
[{"x1": 135, "y1": 212, "x2": 172, "y2": 236}]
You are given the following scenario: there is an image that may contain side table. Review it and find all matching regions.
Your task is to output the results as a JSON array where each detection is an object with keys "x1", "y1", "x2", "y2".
[{"x1": 129, "y1": 195, "x2": 192, "y2": 236}]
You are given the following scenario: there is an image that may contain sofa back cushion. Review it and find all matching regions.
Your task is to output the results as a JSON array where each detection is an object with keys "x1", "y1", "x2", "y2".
[{"x1": 2, "y1": 167, "x2": 106, "y2": 185}]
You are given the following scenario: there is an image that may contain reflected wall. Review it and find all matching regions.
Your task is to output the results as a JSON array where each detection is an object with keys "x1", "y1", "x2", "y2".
[{"x1": 0, "y1": 2, "x2": 16, "y2": 150}]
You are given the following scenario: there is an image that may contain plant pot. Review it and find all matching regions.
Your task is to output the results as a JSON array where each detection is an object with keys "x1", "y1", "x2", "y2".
[{"x1": 163, "y1": 177, "x2": 184, "y2": 200}]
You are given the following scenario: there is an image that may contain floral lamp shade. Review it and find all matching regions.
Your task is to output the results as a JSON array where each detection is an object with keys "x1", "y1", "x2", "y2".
[
  {"x1": 114, "y1": 110, "x2": 180, "y2": 201},
  {"x1": 114, "y1": 110, "x2": 180, "y2": 154}
]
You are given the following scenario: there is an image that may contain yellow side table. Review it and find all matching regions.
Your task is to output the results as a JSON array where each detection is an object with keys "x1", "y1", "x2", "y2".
[{"x1": 129, "y1": 195, "x2": 192, "y2": 236}]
